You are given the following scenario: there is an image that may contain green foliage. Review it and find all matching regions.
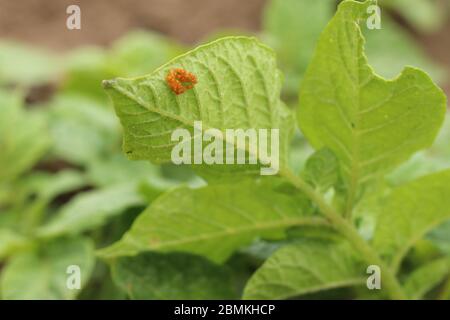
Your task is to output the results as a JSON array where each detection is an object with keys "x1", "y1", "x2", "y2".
[
  {"x1": 0, "y1": 91, "x2": 50, "y2": 183},
  {"x1": 243, "y1": 239, "x2": 366, "y2": 299},
  {"x1": 298, "y1": 0, "x2": 446, "y2": 216},
  {"x1": 98, "y1": 179, "x2": 321, "y2": 263},
  {"x1": 1, "y1": 237, "x2": 94, "y2": 299}
]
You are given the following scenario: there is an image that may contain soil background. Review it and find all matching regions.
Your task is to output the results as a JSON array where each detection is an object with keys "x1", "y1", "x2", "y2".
[{"x1": 0, "y1": 0, "x2": 448, "y2": 94}]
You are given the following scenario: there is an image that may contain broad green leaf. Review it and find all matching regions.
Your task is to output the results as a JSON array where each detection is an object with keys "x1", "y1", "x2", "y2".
[
  {"x1": 298, "y1": 0, "x2": 447, "y2": 213},
  {"x1": 98, "y1": 179, "x2": 323, "y2": 263},
  {"x1": 0, "y1": 91, "x2": 50, "y2": 183},
  {"x1": 37, "y1": 183, "x2": 144, "y2": 238},
  {"x1": 243, "y1": 239, "x2": 366, "y2": 299},
  {"x1": 0, "y1": 237, "x2": 94, "y2": 300},
  {"x1": 403, "y1": 258, "x2": 450, "y2": 300},
  {"x1": 104, "y1": 36, "x2": 294, "y2": 179},
  {"x1": 373, "y1": 170, "x2": 450, "y2": 271},
  {"x1": 388, "y1": 113, "x2": 450, "y2": 186},
  {"x1": 111, "y1": 252, "x2": 236, "y2": 299},
  {"x1": 302, "y1": 148, "x2": 339, "y2": 192}
]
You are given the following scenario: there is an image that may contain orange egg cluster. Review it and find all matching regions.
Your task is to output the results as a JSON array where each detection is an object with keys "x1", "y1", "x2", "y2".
[{"x1": 166, "y1": 68, "x2": 198, "y2": 95}]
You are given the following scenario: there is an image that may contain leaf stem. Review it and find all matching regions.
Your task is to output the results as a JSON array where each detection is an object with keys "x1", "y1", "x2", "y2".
[{"x1": 279, "y1": 167, "x2": 407, "y2": 300}]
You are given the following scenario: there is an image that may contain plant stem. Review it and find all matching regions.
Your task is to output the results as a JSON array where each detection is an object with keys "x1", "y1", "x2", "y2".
[{"x1": 279, "y1": 167, "x2": 407, "y2": 300}]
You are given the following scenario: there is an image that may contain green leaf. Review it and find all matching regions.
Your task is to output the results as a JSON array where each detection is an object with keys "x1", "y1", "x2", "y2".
[
  {"x1": 243, "y1": 239, "x2": 366, "y2": 299},
  {"x1": 302, "y1": 148, "x2": 339, "y2": 192},
  {"x1": 403, "y1": 258, "x2": 450, "y2": 300},
  {"x1": 0, "y1": 91, "x2": 50, "y2": 183},
  {"x1": 37, "y1": 183, "x2": 144, "y2": 238},
  {"x1": 0, "y1": 41, "x2": 60, "y2": 86},
  {"x1": 47, "y1": 94, "x2": 120, "y2": 165},
  {"x1": 373, "y1": 170, "x2": 450, "y2": 271},
  {"x1": 0, "y1": 237, "x2": 94, "y2": 300},
  {"x1": 103, "y1": 36, "x2": 294, "y2": 179},
  {"x1": 98, "y1": 179, "x2": 324, "y2": 263},
  {"x1": 298, "y1": 0, "x2": 447, "y2": 213},
  {"x1": 111, "y1": 252, "x2": 236, "y2": 299}
]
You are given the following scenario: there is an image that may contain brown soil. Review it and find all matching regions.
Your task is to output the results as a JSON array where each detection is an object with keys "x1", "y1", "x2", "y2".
[
  {"x1": 0, "y1": 0, "x2": 448, "y2": 94},
  {"x1": 0, "y1": 0, "x2": 266, "y2": 49}
]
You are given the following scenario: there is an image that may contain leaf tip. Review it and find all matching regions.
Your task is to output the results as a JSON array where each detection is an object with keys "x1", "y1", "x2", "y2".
[{"x1": 102, "y1": 79, "x2": 116, "y2": 89}]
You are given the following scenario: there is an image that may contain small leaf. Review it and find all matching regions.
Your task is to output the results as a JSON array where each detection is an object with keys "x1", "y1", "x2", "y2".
[
  {"x1": 0, "y1": 237, "x2": 94, "y2": 300},
  {"x1": 373, "y1": 170, "x2": 450, "y2": 271},
  {"x1": 298, "y1": 0, "x2": 447, "y2": 212},
  {"x1": 111, "y1": 252, "x2": 236, "y2": 299},
  {"x1": 37, "y1": 183, "x2": 144, "y2": 238},
  {"x1": 302, "y1": 148, "x2": 339, "y2": 192},
  {"x1": 98, "y1": 179, "x2": 324, "y2": 263},
  {"x1": 243, "y1": 239, "x2": 366, "y2": 299}
]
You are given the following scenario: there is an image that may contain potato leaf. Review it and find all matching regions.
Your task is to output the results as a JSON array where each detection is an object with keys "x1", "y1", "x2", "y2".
[
  {"x1": 243, "y1": 239, "x2": 366, "y2": 299},
  {"x1": 298, "y1": 0, "x2": 446, "y2": 213},
  {"x1": 103, "y1": 36, "x2": 294, "y2": 179},
  {"x1": 373, "y1": 170, "x2": 450, "y2": 271},
  {"x1": 37, "y1": 183, "x2": 144, "y2": 238},
  {"x1": 98, "y1": 179, "x2": 324, "y2": 263}
]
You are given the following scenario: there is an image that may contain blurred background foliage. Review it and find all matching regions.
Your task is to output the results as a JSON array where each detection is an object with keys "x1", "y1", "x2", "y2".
[{"x1": 0, "y1": 0, "x2": 449, "y2": 299}]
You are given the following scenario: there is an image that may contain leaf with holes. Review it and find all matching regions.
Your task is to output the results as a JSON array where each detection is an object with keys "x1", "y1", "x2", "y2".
[{"x1": 297, "y1": 0, "x2": 447, "y2": 215}]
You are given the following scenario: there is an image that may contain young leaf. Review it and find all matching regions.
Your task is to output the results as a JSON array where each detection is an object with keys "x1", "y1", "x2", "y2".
[
  {"x1": 103, "y1": 36, "x2": 294, "y2": 179},
  {"x1": 297, "y1": 0, "x2": 447, "y2": 213},
  {"x1": 302, "y1": 148, "x2": 339, "y2": 192},
  {"x1": 243, "y1": 239, "x2": 366, "y2": 299},
  {"x1": 111, "y1": 252, "x2": 236, "y2": 299},
  {"x1": 37, "y1": 183, "x2": 144, "y2": 238},
  {"x1": 0, "y1": 91, "x2": 50, "y2": 183},
  {"x1": 0, "y1": 237, "x2": 94, "y2": 300},
  {"x1": 98, "y1": 179, "x2": 325, "y2": 263},
  {"x1": 402, "y1": 257, "x2": 450, "y2": 300},
  {"x1": 373, "y1": 170, "x2": 450, "y2": 271}
]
